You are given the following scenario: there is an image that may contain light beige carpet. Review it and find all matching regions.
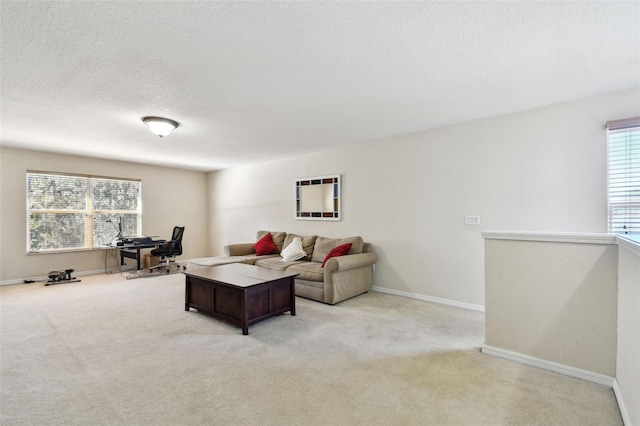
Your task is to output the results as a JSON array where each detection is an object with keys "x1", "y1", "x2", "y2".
[{"x1": 0, "y1": 272, "x2": 622, "y2": 425}]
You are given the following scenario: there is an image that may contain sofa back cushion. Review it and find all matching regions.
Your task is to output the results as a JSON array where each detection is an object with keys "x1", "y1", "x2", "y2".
[
  {"x1": 283, "y1": 233, "x2": 317, "y2": 260},
  {"x1": 256, "y1": 230, "x2": 287, "y2": 253},
  {"x1": 311, "y1": 236, "x2": 364, "y2": 263}
]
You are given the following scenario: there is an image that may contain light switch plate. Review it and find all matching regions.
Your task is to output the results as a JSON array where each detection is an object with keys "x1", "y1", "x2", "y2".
[{"x1": 465, "y1": 215, "x2": 480, "y2": 225}]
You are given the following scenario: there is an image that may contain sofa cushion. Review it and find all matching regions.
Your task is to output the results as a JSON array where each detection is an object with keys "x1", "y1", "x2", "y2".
[
  {"x1": 283, "y1": 233, "x2": 317, "y2": 260},
  {"x1": 254, "y1": 232, "x2": 277, "y2": 255},
  {"x1": 322, "y1": 243, "x2": 352, "y2": 267},
  {"x1": 286, "y1": 262, "x2": 324, "y2": 282},
  {"x1": 311, "y1": 236, "x2": 364, "y2": 263},
  {"x1": 256, "y1": 230, "x2": 287, "y2": 253},
  {"x1": 281, "y1": 237, "x2": 307, "y2": 262},
  {"x1": 255, "y1": 257, "x2": 306, "y2": 271},
  {"x1": 238, "y1": 253, "x2": 279, "y2": 265}
]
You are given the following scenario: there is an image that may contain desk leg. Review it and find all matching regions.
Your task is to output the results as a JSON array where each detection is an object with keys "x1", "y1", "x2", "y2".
[{"x1": 118, "y1": 248, "x2": 143, "y2": 270}]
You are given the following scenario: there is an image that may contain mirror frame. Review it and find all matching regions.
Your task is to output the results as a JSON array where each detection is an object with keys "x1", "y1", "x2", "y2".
[{"x1": 295, "y1": 174, "x2": 341, "y2": 221}]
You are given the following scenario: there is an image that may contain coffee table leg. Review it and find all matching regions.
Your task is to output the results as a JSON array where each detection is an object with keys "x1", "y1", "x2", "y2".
[
  {"x1": 290, "y1": 278, "x2": 296, "y2": 316},
  {"x1": 242, "y1": 292, "x2": 249, "y2": 335},
  {"x1": 185, "y1": 279, "x2": 190, "y2": 311}
]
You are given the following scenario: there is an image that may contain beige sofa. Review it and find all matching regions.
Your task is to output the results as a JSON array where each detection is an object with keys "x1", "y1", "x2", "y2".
[{"x1": 224, "y1": 231, "x2": 377, "y2": 305}]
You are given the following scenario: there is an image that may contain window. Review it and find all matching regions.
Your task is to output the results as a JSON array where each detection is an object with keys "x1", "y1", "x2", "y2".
[
  {"x1": 607, "y1": 117, "x2": 640, "y2": 235},
  {"x1": 27, "y1": 172, "x2": 141, "y2": 253}
]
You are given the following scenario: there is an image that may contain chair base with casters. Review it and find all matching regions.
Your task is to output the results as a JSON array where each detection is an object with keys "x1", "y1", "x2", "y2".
[{"x1": 149, "y1": 257, "x2": 184, "y2": 273}]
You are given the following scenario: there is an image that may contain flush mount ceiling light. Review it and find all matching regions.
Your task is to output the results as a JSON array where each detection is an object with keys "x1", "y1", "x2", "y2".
[{"x1": 141, "y1": 116, "x2": 179, "y2": 138}]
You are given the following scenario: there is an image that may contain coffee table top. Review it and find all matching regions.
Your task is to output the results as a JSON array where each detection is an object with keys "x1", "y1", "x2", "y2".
[{"x1": 184, "y1": 262, "x2": 299, "y2": 288}]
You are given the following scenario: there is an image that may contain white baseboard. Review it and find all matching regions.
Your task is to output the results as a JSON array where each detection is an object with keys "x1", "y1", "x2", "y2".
[
  {"x1": 371, "y1": 286, "x2": 484, "y2": 312},
  {"x1": 0, "y1": 266, "x2": 136, "y2": 286},
  {"x1": 613, "y1": 379, "x2": 632, "y2": 426},
  {"x1": 482, "y1": 344, "x2": 615, "y2": 387}
]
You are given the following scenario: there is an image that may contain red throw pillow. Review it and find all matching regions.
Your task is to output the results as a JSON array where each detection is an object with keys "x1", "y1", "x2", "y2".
[
  {"x1": 322, "y1": 243, "x2": 352, "y2": 267},
  {"x1": 254, "y1": 232, "x2": 277, "y2": 256}
]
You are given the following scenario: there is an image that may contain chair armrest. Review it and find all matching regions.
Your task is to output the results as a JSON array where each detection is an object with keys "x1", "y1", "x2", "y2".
[
  {"x1": 323, "y1": 252, "x2": 377, "y2": 272},
  {"x1": 159, "y1": 239, "x2": 177, "y2": 249},
  {"x1": 224, "y1": 243, "x2": 256, "y2": 256}
]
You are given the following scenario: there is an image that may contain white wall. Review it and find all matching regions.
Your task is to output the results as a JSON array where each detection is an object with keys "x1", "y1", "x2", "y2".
[
  {"x1": 616, "y1": 237, "x2": 640, "y2": 426},
  {"x1": 483, "y1": 234, "x2": 618, "y2": 378},
  {"x1": 0, "y1": 147, "x2": 210, "y2": 282},
  {"x1": 207, "y1": 88, "x2": 640, "y2": 306}
]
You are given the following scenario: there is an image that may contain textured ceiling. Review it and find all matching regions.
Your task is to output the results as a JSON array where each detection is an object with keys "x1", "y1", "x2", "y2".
[{"x1": 1, "y1": 1, "x2": 639, "y2": 171}]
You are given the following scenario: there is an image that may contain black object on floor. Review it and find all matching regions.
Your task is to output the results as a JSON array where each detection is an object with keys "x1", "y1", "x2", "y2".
[{"x1": 45, "y1": 269, "x2": 81, "y2": 286}]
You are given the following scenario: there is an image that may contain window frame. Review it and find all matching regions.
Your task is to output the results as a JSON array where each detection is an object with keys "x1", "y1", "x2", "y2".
[{"x1": 26, "y1": 171, "x2": 142, "y2": 254}]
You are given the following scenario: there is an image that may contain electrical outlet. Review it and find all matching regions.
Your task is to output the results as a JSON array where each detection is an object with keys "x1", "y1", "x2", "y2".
[{"x1": 465, "y1": 215, "x2": 480, "y2": 225}]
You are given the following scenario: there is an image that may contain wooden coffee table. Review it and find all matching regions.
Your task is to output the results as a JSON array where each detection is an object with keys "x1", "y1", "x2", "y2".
[{"x1": 184, "y1": 263, "x2": 298, "y2": 335}]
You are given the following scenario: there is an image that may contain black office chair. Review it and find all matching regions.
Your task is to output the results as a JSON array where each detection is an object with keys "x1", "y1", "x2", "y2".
[{"x1": 150, "y1": 226, "x2": 185, "y2": 273}]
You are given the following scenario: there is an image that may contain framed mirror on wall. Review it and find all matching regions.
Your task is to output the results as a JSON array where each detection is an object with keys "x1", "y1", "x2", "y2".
[{"x1": 295, "y1": 175, "x2": 341, "y2": 221}]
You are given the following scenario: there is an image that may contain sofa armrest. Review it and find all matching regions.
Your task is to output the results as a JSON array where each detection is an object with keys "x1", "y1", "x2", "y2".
[
  {"x1": 321, "y1": 252, "x2": 377, "y2": 305},
  {"x1": 323, "y1": 252, "x2": 377, "y2": 272},
  {"x1": 224, "y1": 243, "x2": 256, "y2": 257}
]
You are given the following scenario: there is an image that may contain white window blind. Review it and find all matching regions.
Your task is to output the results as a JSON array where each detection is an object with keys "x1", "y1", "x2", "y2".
[
  {"x1": 27, "y1": 172, "x2": 142, "y2": 253},
  {"x1": 607, "y1": 117, "x2": 640, "y2": 235}
]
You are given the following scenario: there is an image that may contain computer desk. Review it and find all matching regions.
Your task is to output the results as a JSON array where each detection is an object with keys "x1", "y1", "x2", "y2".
[{"x1": 118, "y1": 241, "x2": 165, "y2": 270}]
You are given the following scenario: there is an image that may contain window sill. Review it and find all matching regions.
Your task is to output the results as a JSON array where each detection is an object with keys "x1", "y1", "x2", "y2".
[{"x1": 27, "y1": 246, "x2": 115, "y2": 255}]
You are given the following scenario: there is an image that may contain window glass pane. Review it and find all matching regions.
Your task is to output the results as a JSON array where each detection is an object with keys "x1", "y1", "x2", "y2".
[
  {"x1": 92, "y1": 178, "x2": 141, "y2": 211},
  {"x1": 93, "y1": 213, "x2": 140, "y2": 246},
  {"x1": 27, "y1": 174, "x2": 87, "y2": 210},
  {"x1": 120, "y1": 213, "x2": 139, "y2": 237},
  {"x1": 28, "y1": 213, "x2": 86, "y2": 251},
  {"x1": 93, "y1": 213, "x2": 121, "y2": 246}
]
